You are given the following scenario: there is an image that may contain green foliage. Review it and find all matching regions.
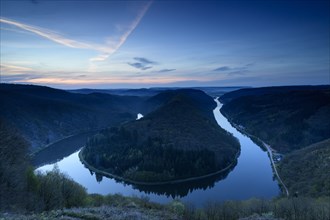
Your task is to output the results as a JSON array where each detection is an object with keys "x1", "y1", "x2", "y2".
[
  {"x1": 168, "y1": 200, "x2": 185, "y2": 216},
  {"x1": 0, "y1": 119, "x2": 88, "y2": 212},
  {"x1": 221, "y1": 87, "x2": 330, "y2": 152},
  {"x1": 85, "y1": 194, "x2": 105, "y2": 207},
  {"x1": 31, "y1": 166, "x2": 88, "y2": 211},
  {"x1": 278, "y1": 139, "x2": 330, "y2": 197}
]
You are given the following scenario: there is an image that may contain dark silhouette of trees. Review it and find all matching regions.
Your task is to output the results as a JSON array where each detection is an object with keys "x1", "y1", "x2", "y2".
[{"x1": 0, "y1": 119, "x2": 87, "y2": 212}]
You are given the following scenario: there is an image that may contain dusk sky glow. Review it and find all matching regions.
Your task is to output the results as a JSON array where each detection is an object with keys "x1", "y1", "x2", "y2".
[{"x1": 0, "y1": 0, "x2": 329, "y2": 89}]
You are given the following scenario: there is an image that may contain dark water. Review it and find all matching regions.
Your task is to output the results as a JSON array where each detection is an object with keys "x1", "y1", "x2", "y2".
[{"x1": 35, "y1": 99, "x2": 280, "y2": 206}]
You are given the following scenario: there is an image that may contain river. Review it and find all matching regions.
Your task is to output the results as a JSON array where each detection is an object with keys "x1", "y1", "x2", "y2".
[{"x1": 35, "y1": 98, "x2": 280, "y2": 207}]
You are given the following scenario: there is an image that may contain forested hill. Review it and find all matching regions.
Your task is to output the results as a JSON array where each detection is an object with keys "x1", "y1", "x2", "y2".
[
  {"x1": 0, "y1": 84, "x2": 145, "y2": 151},
  {"x1": 143, "y1": 89, "x2": 217, "y2": 120},
  {"x1": 278, "y1": 138, "x2": 330, "y2": 197},
  {"x1": 220, "y1": 86, "x2": 330, "y2": 152},
  {"x1": 82, "y1": 89, "x2": 240, "y2": 183}
]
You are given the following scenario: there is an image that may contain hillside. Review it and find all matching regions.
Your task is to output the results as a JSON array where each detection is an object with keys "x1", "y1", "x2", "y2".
[
  {"x1": 278, "y1": 138, "x2": 330, "y2": 197},
  {"x1": 82, "y1": 89, "x2": 240, "y2": 183},
  {"x1": 0, "y1": 84, "x2": 145, "y2": 151},
  {"x1": 220, "y1": 86, "x2": 330, "y2": 152},
  {"x1": 0, "y1": 119, "x2": 30, "y2": 210}
]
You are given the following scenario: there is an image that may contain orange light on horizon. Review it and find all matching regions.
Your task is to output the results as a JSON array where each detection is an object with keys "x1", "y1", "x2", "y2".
[{"x1": 11, "y1": 75, "x2": 201, "y2": 86}]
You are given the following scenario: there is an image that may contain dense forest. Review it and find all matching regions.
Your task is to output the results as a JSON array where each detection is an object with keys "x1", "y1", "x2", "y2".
[
  {"x1": 220, "y1": 86, "x2": 330, "y2": 152},
  {"x1": 0, "y1": 119, "x2": 86, "y2": 212},
  {"x1": 82, "y1": 89, "x2": 240, "y2": 183},
  {"x1": 220, "y1": 86, "x2": 330, "y2": 199},
  {"x1": 278, "y1": 138, "x2": 330, "y2": 197}
]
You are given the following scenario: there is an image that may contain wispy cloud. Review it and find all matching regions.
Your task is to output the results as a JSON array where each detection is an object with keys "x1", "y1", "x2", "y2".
[
  {"x1": 158, "y1": 68, "x2": 176, "y2": 73},
  {"x1": 227, "y1": 70, "x2": 247, "y2": 75},
  {"x1": 0, "y1": 64, "x2": 34, "y2": 73},
  {"x1": 213, "y1": 63, "x2": 255, "y2": 75},
  {"x1": 0, "y1": 1, "x2": 152, "y2": 64},
  {"x1": 128, "y1": 62, "x2": 152, "y2": 70},
  {"x1": 213, "y1": 66, "x2": 230, "y2": 71},
  {"x1": 89, "y1": 2, "x2": 153, "y2": 62},
  {"x1": 128, "y1": 57, "x2": 157, "y2": 70},
  {"x1": 134, "y1": 57, "x2": 157, "y2": 65},
  {"x1": 0, "y1": 18, "x2": 95, "y2": 49}
]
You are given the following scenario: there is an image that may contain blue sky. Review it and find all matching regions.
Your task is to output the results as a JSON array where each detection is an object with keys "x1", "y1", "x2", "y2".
[{"x1": 0, "y1": 0, "x2": 329, "y2": 88}]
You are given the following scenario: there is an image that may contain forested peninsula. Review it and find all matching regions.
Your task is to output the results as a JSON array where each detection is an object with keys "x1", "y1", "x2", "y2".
[{"x1": 81, "y1": 89, "x2": 240, "y2": 183}]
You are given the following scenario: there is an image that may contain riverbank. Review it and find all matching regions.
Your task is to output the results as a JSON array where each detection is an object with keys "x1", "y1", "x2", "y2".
[
  {"x1": 263, "y1": 142, "x2": 289, "y2": 197},
  {"x1": 79, "y1": 147, "x2": 240, "y2": 186},
  {"x1": 220, "y1": 116, "x2": 289, "y2": 197},
  {"x1": 31, "y1": 129, "x2": 101, "y2": 156},
  {"x1": 32, "y1": 130, "x2": 102, "y2": 167}
]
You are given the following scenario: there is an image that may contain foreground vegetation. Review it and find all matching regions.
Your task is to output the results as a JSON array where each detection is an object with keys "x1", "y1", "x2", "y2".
[
  {"x1": 2, "y1": 194, "x2": 329, "y2": 220},
  {"x1": 0, "y1": 119, "x2": 86, "y2": 211}
]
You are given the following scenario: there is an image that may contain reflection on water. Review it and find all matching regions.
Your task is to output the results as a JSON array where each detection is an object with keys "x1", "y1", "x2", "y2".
[
  {"x1": 87, "y1": 159, "x2": 237, "y2": 198},
  {"x1": 35, "y1": 99, "x2": 280, "y2": 206},
  {"x1": 33, "y1": 131, "x2": 96, "y2": 167},
  {"x1": 132, "y1": 160, "x2": 237, "y2": 198}
]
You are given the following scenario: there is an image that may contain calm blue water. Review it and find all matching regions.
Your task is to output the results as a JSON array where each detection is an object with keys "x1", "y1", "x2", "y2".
[{"x1": 36, "y1": 99, "x2": 280, "y2": 206}]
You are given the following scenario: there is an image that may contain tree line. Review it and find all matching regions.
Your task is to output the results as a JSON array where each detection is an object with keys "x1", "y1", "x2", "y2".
[{"x1": 83, "y1": 127, "x2": 222, "y2": 182}]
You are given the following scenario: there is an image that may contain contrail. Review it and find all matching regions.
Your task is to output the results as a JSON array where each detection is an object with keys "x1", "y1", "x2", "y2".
[
  {"x1": 0, "y1": 1, "x2": 152, "y2": 62},
  {"x1": 89, "y1": 1, "x2": 153, "y2": 62},
  {"x1": 0, "y1": 18, "x2": 96, "y2": 49}
]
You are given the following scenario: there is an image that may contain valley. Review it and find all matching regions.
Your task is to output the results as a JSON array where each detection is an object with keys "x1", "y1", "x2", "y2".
[{"x1": 1, "y1": 84, "x2": 329, "y2": 219}]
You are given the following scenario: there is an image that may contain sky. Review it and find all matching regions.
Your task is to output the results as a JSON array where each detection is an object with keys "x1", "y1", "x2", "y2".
[{"x1": 0, "y1": 0, "x2": 329, "y2": 89}]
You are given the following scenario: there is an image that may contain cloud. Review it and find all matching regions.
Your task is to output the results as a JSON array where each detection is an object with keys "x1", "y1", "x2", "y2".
[
  {"x1": 245, "y1": 62, "x2": 255, "y2": 67},
  {"x1": 128, "y1": 57, "x2": 157, "y2": 70},
  {"x1": 0, "y1": 1, "x2": 152, "y2": 63},
  {"x1": 128, "y1": 62, "x2": 152, "y2": 70},
  {"x1": 158, "y1": 69, "x2": 176, "y2": 73},
  {"x1": 0, "y1": 64, "x2": 34, "y2": 73},
  {"x1": 228, "y1": 70, "x2": 247, "y2": 75},
  {"x1": 0, "y1": 18, "x2": 95, "y2": 49},
  {"x1": 89, "y1": 2, "x2": 152, "y2": 62},
  {"x1": 134, "y1": 57, "x2": 157, "y2": 65},
  {"x1": 213, "y1": 63, "x2": 255, "y2": 75},
  {"x1": 214, "y1": 66, "x2": 231, "y2": 71}
]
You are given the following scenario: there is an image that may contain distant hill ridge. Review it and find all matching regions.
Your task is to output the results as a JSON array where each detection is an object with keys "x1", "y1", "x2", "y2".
[{"x1": 220, "y1": 85, "x2": 330, "y2": 104}]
